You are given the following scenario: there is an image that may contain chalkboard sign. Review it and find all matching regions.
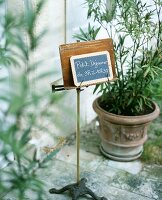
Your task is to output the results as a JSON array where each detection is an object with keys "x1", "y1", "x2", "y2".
[{"x1": 70, "y1": 51, "x2": 113, "y2": 87}]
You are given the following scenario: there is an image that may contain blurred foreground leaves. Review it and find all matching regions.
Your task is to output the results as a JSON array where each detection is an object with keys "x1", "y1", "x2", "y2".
[{"x1": 0, "y1": 1, "x2": 64, "y2": 199}]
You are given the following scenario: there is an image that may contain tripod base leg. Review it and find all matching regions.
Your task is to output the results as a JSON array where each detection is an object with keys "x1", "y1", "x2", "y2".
[{"x1": 49, "y1": 178, "x2": 108, "y2": 200}]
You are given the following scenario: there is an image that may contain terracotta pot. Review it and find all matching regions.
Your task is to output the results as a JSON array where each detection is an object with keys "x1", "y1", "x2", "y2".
[{"x1": 93, "y1": 97, "x2": 160, "y2": 161}]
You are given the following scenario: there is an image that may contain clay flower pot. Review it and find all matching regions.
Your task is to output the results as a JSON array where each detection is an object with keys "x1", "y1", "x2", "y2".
[{"x1": 93, "y1": 97, "x2": 160, "y2": 161}]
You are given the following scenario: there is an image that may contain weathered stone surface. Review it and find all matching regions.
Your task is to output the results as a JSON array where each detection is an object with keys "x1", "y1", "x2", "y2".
[
  {"x1": 1, "y1": 121, "x2": 162, "y2": 200},
  {"x1": 100, "y1": 159, "x2": 143, "y2": 174},
  {"x1": 141, "y1": 165, "x2": 162, "y2": 181},
  {"x1": 66, "y1": 119, "x2": 101, "y2": 155},
  {"x1": 56, "y1": 145, "x2": 104, "y2": 171}
]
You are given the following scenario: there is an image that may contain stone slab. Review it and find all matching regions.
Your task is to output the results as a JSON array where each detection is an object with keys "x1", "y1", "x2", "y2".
[
  {"x1": 56, "y1": 145, "x2": 104, "y2": 172},
  {"x1": 1, "y1": 120, "x2": 162, "y2": 200}
]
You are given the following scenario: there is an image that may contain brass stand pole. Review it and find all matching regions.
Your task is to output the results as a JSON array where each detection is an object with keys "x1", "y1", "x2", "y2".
[
  {"x1": 76, "y1": 88, "x2": 80, "y2": 183},
  {"x1": 49, "y1": 84, "x2": 107, "y2": 200},
  {"x1": 64, "y1": 0, "x2": 67, "y2": 43}
]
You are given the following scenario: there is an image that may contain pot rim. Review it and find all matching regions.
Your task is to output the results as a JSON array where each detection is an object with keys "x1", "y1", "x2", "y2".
[{"x1": 93, "y1": 97, "x2": 160, "y2": 125}]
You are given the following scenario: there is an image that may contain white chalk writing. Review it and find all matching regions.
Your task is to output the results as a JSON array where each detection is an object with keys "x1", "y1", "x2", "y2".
[
  {"x1": 75, "y1": 59, "x2": 108, "y2": 69},
  {"x1": 76, "y1": 68, "x2": 109, "y2": 78}
]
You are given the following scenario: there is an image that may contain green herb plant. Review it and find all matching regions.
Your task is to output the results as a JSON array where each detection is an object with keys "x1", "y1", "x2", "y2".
[
  {"x1": 75, "y1": 0, "x2": 162, "y2": 116},
  {"x1": 0, "y1": 0, "x2": 64, "y2": 199}
]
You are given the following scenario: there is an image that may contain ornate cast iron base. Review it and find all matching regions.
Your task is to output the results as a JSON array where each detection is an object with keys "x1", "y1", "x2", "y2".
[{"x1": 49, "y1": 178, "x2": 107, "y2": 200}]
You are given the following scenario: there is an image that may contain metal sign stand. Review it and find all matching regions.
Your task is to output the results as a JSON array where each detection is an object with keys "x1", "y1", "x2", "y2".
[{"x1": 49, "y1": 85, "x2": 107, "y2": 200}]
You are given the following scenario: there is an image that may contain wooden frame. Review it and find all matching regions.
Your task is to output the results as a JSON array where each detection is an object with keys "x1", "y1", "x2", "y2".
[{"x1": 59, "y1": 38, "x2": 116, "y2": 89}]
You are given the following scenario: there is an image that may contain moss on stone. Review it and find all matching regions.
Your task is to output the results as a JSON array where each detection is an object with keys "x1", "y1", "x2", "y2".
[{"x1": 141, "y1": 115, "x2": 162, "y2": 165}]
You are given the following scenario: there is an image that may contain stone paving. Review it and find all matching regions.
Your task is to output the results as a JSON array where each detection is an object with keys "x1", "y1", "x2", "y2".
[{"x1": 2, "y1": 120, "x2": 162, "y2": 200}]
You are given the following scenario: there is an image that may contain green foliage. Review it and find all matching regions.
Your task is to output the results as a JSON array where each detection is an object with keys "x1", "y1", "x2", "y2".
[
  {"x1": 0, "y1": 0, "x2": 63, "y2": 199},
  {"x1": 141, "y1": 115, "x2": 162, "y2": 164},
  {"x1": 150, "y1": 72, "x2": 162, "y2": 110},
  {"x1": 75, "y1": 0, "x2": 162, "y2": 115},
  {"x1": 73, "y1": 23, "x2": 100, "y2": 41},
  {"x1": 141, "y1": 137, "x2": 162, "y2": 164},
  {"x1": 86, "y1": 0, "x2": 117, "y2": 25}
]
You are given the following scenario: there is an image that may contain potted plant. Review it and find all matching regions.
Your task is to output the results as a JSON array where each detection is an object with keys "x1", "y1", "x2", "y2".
[{"x1": 75, "y1": 0, "x2": 162, "y2": 161}]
